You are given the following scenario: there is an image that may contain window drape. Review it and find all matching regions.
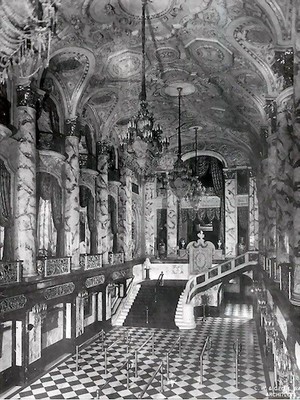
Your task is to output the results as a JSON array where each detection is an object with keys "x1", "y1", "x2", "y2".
[{"x1": 0, "y1": 159, "x2": 13, "y2": 260}]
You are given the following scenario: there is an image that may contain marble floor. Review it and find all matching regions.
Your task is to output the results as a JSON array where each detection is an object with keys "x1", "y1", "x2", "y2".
[{"x1": 11, "y1": 303, "x2": 268, "y2": 399}]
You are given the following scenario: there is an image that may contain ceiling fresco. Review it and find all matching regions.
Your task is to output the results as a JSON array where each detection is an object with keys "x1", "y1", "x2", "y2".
[{"x1": 43, "y1": 0, "x2": 294, "y2": 169}]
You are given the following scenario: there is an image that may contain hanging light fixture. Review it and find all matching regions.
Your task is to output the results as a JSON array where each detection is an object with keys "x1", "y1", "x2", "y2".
[
  {"x1": 186, "y1": 127, "x2": 206, "y2": 209},
  {"x1": 0, "y1": 0, "x2": 58, "y2": 82},
  {"x1": 168, "y1": 87, "x2": 193, "y2": 199},
  {"x1": 119, "y1": 0, "x2": 169, "y2": 154}
]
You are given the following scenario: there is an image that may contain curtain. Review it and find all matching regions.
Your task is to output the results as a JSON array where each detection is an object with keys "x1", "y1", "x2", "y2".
[
  {"x1": 0, "y1": 160, "x2": 13, "y2": 260},
  {"x1": 195, "y1": 156, "x2": 210, "y2": 177},
  {"x1": 37, "y1": 172, "x2": 64, "y2": 257},
  {"x1": 51, "y1": 179, "x2": 64, "y2": 256},
  {"x1": 87, "y1": 193, "x2": 97, "y2": 254},
  {"x1": 211, "y1": 159, "x2": 225, "y2": 244}
]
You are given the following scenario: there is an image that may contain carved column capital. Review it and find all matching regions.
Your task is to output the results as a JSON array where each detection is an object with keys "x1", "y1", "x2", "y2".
[
  {"x1": 16, "y1": 85, "x2": 44, "y2": 109},
  {"x1": 65, "y1": 116, "x2": 81, "y2": 138}
]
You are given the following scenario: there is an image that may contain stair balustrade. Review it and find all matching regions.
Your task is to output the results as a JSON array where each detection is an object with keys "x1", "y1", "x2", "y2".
[{"x1": 175, "y1": 251, "x2": 258, "y2": 330}]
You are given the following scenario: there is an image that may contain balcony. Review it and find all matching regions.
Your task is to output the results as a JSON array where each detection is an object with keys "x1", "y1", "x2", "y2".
[
  {"x1": 0, "y1": 260, "x2": 23, "y2": 285},
  {"x1": 36, "y1": 256, "x2": 72, "y2": 278},
  {"x1": 79, "y1": 254, "x2": 102, "y2": 270}
]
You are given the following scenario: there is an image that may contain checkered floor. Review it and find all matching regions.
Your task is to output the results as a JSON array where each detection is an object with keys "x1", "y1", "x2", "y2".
[{"x1": 14, "y1": 303, "x2": 267, "y2": 399}]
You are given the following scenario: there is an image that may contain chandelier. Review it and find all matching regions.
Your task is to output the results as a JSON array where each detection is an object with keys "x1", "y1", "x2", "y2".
[
  {"x1": 168, "y1": 87, "x2": 193, "y2": 199},
  {"x1": 119, "y1": 0, "x2": 169, "y2": 154},
  {"x1": 0, "y1": 0, "x2": 58, "y2": 82},
  {"x1": 186, "y1": 127, "x2": 206, "y2": 209}
]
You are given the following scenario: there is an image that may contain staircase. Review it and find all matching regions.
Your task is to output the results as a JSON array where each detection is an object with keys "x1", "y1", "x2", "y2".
[
  {"x1": 111, "y1": 284, "x2": 141, "y2": 326},
  {"x1": 124, "y1": 281, "x2": 185, "y2": 329},
  {"x1": 175, "y1": 251, "x2": 258, "y2": 330}
]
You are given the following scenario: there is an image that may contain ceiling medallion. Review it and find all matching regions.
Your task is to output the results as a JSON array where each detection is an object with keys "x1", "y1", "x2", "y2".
[
  {"x1": 164, "y1": 82, "x2": 196, "y2": 97},
  {"x1": 118, "y1": 0, "x2": 175, "y2": 19}
]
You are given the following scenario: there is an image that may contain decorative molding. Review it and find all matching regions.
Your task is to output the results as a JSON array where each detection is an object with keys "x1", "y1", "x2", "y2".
[
  {"x1": 0, "y1": 294, "x2": 27, "y2": 314},
  {"x1": 85, "y1": 274, "x2": 105, "y2": 288},
  {"x1": 43, "y1": 282, "x2": 75, "y2": 300}
]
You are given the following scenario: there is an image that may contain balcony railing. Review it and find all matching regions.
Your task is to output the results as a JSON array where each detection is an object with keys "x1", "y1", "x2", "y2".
[
  {"x1": 108, "y1": 252, "x2": 125, "y2": 265},
  {"x1": 79, "y1": 254, "x2": 102, "y2": 270},
  {"x1": 0, "y1": 260, "x2": 23, "y2": 285},
  {"x1": 37, "y1": 256, "x2": 72, "y2": 278}
]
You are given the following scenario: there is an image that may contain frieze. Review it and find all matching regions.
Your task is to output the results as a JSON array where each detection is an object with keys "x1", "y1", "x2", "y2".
[
  {"x1": 85, "y1": 275, "x2": 105, "y2": 288},
  {"x1": 43, "y1": 282, "x2": 75, "y2": 300},
  {"x1": 112, "y1": 268, "x2": 132, "y2": 281},
  {"x1": 0, "y1": 294, "x2": 27, "y2": 314}
]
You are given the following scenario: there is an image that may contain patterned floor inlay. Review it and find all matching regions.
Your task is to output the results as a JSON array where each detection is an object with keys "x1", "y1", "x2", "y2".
[{"x1": 14, "y1": 310, "x2": 267, "y2": 399}]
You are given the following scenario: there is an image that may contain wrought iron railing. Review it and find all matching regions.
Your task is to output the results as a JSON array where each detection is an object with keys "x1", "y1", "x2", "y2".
[
  {"x1": 108, "y1": 252, "x2": 125, "y2": 265},
  {"x1": 0, "y1": 260, "x2": 23, "y2": 285},
  {"x1": 79, "y1": 253, "x2": 102, "y2": 270},
  {"x1": 36, "y1": 256, "x2": 72, "y2": 277}
]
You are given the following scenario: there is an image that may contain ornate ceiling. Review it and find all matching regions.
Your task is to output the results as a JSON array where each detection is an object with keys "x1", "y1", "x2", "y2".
[{"x1": 42, "y1": 0, "x2": 294, "y2": 168}]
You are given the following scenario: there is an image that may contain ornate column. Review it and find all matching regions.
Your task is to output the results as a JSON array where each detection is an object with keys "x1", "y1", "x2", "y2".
[
  {"x1": 144, "y1": 175, "x2": 156, "y2": 256},
  {"x1": 96, "y1": 144, "x2": 109, "y2": 264},
  {"x1": 248, "y1": 170, "x2": 259, "y2": 250},
  {"x1": 266, "y1": 117, "x2": 278, "y2": 258},
  {"x1": 276, "y1": 94, "x2": 293, "y2": 265},
  {"x1": 291, "y1": 18, "x2": 300, "y2": 305},
  {"x1": 64, "y1": 117, "x2": 80, "y2": 269},
  {"x1": 15, "y1": 83, "x2": 43, "y2": 278},
  {"x1": 224, "y1": 169, "x2": 237, "y2": 257},
  {"x1": 166, "y1": 185, "x2": 177, "y2": 256},
  {"x1": 118, "y1": 161, "x2": 133, "y2": 261}
]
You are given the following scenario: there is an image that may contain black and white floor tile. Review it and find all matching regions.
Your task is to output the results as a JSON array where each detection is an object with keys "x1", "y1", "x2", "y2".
[{"x1": 14, "y1": 305, "x2": 267, "y2": 399}]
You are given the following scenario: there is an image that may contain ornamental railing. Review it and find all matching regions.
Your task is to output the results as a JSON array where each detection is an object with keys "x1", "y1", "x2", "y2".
[
  {"x1": 36, "y1": 256, "x2": 72, "y2": 278},
  {"x1": 0, "y1": 260, "x2": 23, "y2": 285},
  {"x1": 79, "y1": 253, "x2": 102, "y2": 270},
  {"x1": 108, "y1": 252, "x2": 125, "y2": 265},
  {"x1": 185, "y1": 251, "x2": 259, "y2": 304}
]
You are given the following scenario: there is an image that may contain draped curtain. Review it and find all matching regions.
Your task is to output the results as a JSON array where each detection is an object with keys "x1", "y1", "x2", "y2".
[
  {"x1": 37, "y1": 172, "x2": 64, "y2": 256},
  {"x1": 80, "y1": 185, "x2": 97, "y2": 254},
  {"x1": 0, "y1": 160, "x2": 13, "y2": 260},
  {"x1": 210, "y1": 159, "x2": 225, "y2": 244},
  {"x1": 195, "y1": 156, "x2": 210, "y2": 177}
]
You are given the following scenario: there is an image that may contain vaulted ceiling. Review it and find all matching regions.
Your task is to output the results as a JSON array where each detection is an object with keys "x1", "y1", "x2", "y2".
[{"x1": 41, "y1": 0, "x2": 294, "y2": 169}]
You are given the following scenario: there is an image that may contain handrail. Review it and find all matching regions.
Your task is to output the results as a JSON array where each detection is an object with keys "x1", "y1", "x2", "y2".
[
  {"x1": 199, "y1": 336, "x2": 211, "y2": 384},
  {"x1": 134, "y1": 334, "x2": 155, "y2": 377},
  {"x1": 112, "y1": 277, "x2": 134, "y2": 317},
  {"x1": 139, "y1": 361, "x2": 164, "y2": 398},
  {"x1": 75, "y1": 329, "x2": 106, "y2": 371},
  {"x1": 165, "y1": 336, "x2": 181, "y2": 381},
  {"x1": 155, "y1": 271, "x2": 164, "y2": 288},
  {"x1": 185, "y1": 251, "x2": 258, "y2": 304}
]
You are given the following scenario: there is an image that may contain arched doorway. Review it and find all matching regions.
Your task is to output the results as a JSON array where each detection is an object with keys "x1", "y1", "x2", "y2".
[{"x1": 218, "y1": 273, "x2": 254, "y2": 318}]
